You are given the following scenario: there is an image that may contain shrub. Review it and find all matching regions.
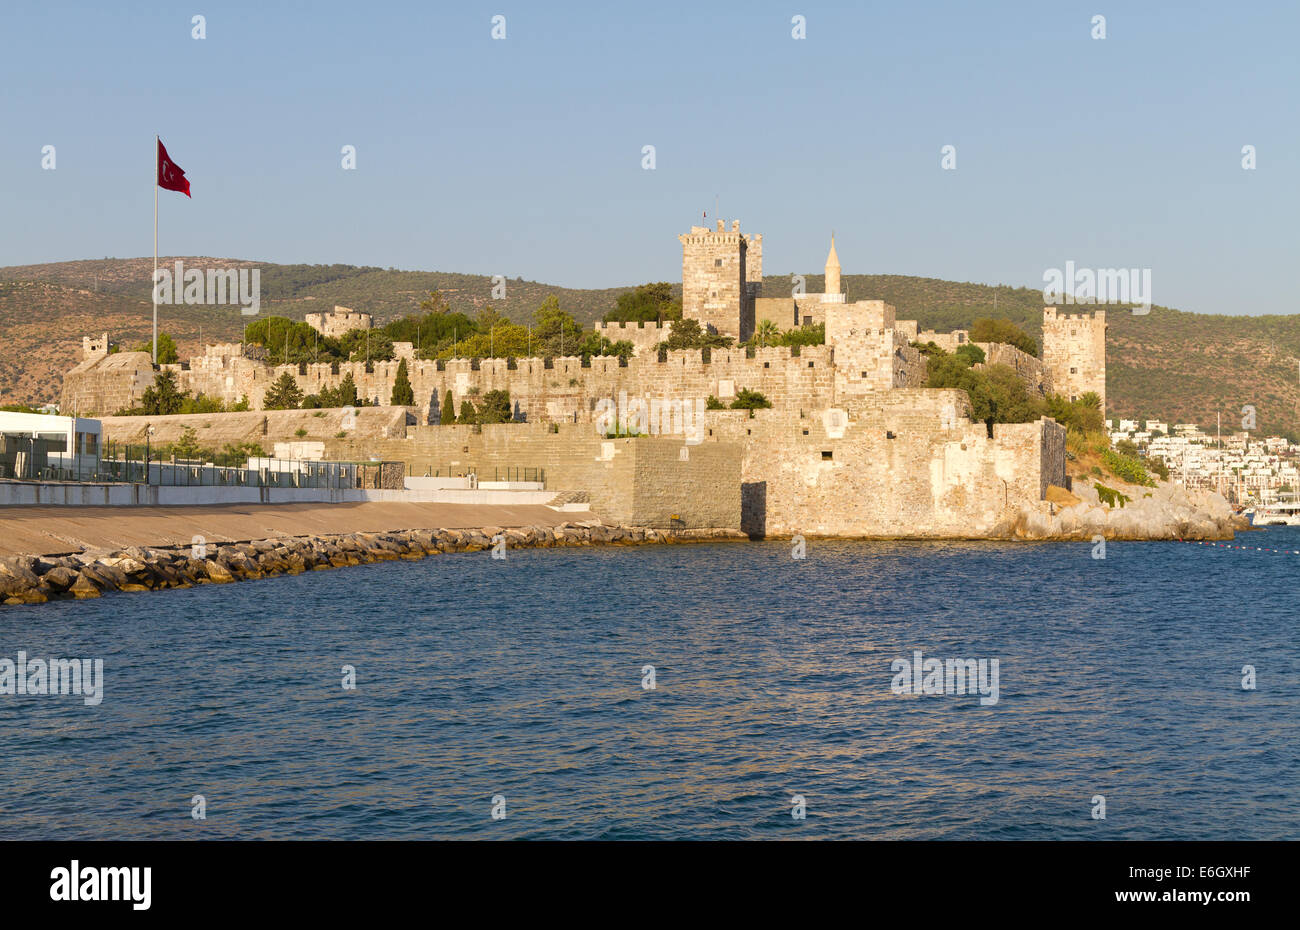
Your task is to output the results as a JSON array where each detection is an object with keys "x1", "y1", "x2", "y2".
[
  {"x1": 730, "y1": 389, "x2": 772, "y2": 410},
  {"x1": 969, "y1": 318, "x2": 1037, "y2": 357},
  {"x1": 705, "y1": 396, "x2": 726, "y2": 410},
  {"x1": 1094, "y1": 483, "x2": 1131, "y2": 509},
  {"x1": 1102, "y1": 448, "x2": 1155, "y2": 487}
]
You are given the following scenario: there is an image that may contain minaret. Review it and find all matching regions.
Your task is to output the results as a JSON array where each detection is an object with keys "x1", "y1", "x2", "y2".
[{"x1": 824, "y1": 234, "x2": 841, "y2": 297}]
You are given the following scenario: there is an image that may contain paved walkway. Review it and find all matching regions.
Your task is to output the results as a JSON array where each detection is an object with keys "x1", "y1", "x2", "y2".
[{"x1": 0, "y1": 501, "x2": 590, "y2": 556}]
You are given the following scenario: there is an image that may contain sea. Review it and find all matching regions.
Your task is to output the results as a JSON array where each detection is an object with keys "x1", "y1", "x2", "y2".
[{"x1": 1, "y1": 529, "x2": 1296, "y2": 840}]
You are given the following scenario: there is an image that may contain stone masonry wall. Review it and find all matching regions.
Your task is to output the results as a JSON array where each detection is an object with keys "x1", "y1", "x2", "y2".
[
  {"x1": 1042, "y1": 306, "x2": 1107, "y2": 409},
  {"x1": 593, "y1": 321, "x2": 668, "y2": 356},
  {"x1": 701, "y1": 400, "x2": 1064, "y2": 538},
  {"x1": 679, "y1": 221, "x2": 750, "y2": 341},
  {"x1": 323, "y1": 422, "x2": 742, "y2": 530}
]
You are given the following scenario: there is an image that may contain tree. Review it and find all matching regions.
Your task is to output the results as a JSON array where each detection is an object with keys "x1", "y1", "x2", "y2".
[
  {"x1": 391, "y1": 359, "x2": 415, "y2": 405},
  {"x1": 419, "y1": 289, "x2": 450, "y2": 314},
  {"x1": 969, "y1": 318, "x2": 1038, "y2": 358},
  {"x1": 659, "y1": 317, "x2": 734, "y2": 351},
  {"x1": 140, "y1": 370, "x2": 186, "y2": 415},
  {"x1": 338, "y1": 329, "x2": 394, "y2": 362},
  {"x1": 171, "y1": 427, "x2": 205, "y2": 461},
  {"x1": 244, "y1": 317, "x2": 331, "y2": 364},
  {"x1": 337, "y1": 372, "x2": 359, "y2": 407},
  {"x1": 533, "y1": 296, "x2": 584, "y2": 356},
  {"x1": 442, "y1": 390, "x2": 456, "y2": 424},
  {"x1": 478, "y1": 389, "x2": 512, "y2": 424},
  {"x1": 751, "y1": 319, "x2": 779, "y2": 348},
  {"x1": 458, "y1": 399, "x2": 478, "y2": 424},
  {"x1": 263, "y1": 371, "x2": 304, "y2": 410},
  {"x1": 603, "y1": 282, "x2": 682, "y2": 323},
  {"x1": 954, "y1": 343, "x2": 986, "y2": 367},
  {"x1": 133, "y1": 331, "x2": 179, "y2": 364}
]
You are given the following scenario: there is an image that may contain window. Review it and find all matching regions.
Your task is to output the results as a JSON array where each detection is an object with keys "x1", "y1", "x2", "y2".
[
  {"x1": 821, "y1": 450, "x2": 833, "y2": 460},
  {"x1": 1070, "y1": 367, "x2": 1077, "y2": 374},
  {"x1": 714, "y1": 259, "x2": 722, "y2": 266},
  {"x1": 802, "y1": 429, "x2": 809, "y2": 435},
  {"x1": 763, "y1": 362, "x2": 769, "y2": 369},
  {"x1": 808, "y1": 361, "x2": 814, "y2": 368},
  {"x1": 886, "y1": 431, "x2": 896, "y2": 439}
]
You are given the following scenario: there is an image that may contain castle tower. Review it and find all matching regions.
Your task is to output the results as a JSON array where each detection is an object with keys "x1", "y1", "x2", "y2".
[
  {"x1": 679, "y1": 219, "x2": 754, "y2": 342},
  {"x1": 824, "y1": 235, "x2": 841, "y2": 297},
  {"x1": 1042, "y1": 306, "x2": 1107, "y2": 410}
]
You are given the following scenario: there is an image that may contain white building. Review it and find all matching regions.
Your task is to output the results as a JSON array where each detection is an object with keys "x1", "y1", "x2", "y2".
[{"x1": 0, "y1": 411, "x2": 102, "y2": 479}]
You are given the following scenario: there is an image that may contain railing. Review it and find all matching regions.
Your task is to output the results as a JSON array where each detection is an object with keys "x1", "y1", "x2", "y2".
[
  {"x1": 0, "y1": 436, "x2": 357, "y2": 489},
  {"x1": 408, "y1": 463, "x2": 545, "y2": 484}
]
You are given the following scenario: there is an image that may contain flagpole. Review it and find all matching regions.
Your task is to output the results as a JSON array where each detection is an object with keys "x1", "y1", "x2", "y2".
[{"x1": 153, "y1": 134, "x2": 159, "y2": 366}]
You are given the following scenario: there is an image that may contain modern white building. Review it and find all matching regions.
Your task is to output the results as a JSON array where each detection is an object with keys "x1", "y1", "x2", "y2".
[{"x1": 0, "y1": 411, "x2": 102, "y2": 479}]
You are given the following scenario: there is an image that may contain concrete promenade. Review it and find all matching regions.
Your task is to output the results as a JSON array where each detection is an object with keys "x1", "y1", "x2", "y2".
[{"x1": 0, "y1": 500, "x2": 590, "y2": 557}]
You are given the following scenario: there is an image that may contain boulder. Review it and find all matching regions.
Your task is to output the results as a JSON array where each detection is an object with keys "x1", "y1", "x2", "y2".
[{"x1": 69, "y1": 572, "x2": 102, "y2": 599}]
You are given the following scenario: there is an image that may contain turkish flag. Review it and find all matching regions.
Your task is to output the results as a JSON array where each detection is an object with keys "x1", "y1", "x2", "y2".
[{"x1": 157, "y1": 139, "x2": 191, "y2": 197}]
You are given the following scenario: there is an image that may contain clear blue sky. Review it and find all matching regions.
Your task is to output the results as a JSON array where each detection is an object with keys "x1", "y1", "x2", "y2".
[{"x1": 2, "y1": 0, "x2": 1296, "y2": 315}]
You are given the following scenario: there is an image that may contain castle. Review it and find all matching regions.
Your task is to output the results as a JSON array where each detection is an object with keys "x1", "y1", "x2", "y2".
[{"x1": 61, "y1": 221, "x2": 1107, "y2": 536}]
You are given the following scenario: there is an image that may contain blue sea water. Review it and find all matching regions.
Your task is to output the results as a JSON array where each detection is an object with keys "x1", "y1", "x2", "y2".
[{"x1": 1, "y1": 529, "x2": 1297, "y2": 840}]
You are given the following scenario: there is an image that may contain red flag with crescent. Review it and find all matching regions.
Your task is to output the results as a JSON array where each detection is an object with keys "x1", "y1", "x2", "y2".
[{"x1": 157, "y1": 139, "x2": 191, "y2": 197}]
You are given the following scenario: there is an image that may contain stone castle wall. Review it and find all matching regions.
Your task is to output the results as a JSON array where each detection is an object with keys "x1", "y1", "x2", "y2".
[
  {"x1": 165, "y1": 344, "x2": 840, "y2": 426},
  {"x1": 323, "y1": 422, "x2": 743, "y2": 530},
  {"x1": 304, "y1": 306, "x2": 372, "y2": 338},
  {"x1": 60, "y1": 351, "x2": 156, "y2": 418},
  {"x1": 593, "y1": 320, "x2": 668, "y2": 356},
  {"x1": 702, "y1": 397, "x2": 1066, "y2": 537}
]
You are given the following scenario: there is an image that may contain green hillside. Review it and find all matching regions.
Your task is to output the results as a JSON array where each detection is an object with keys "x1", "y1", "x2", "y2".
[{"x1": 2, "y1": 259, "x2": 1298, "y2": 439}]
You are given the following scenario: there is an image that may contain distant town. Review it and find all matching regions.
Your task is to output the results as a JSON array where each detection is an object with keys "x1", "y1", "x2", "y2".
[{"x1": 1107, "y1": 418, "x2": 1298, "y2": 504}]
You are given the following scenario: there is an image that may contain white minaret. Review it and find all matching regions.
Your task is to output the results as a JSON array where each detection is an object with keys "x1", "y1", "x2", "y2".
[{"x1": 824, "y1": 234, "x2": 842, "y2": 299}]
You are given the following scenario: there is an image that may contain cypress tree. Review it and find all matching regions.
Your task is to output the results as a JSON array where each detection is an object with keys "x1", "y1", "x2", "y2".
[
  {"x1": 442, "y1": 390, "x2": 456, "y2": 424},
  {"x1": 391, "y1": 359, "x2": 415, "y2": 406}
]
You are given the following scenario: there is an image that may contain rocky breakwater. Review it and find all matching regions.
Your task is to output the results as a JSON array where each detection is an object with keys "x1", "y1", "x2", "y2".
[
  {"x1": 1014, "y1": 477, "x2": 1247, "y2": 541},
  {"x1": 0, "y1": 523, "x2": 748, "y2": 606}
]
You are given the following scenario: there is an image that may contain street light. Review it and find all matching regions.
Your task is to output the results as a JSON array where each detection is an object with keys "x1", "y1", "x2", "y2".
[{"x1": 145, "y1": 425, "x2": 156, "y2": 485}]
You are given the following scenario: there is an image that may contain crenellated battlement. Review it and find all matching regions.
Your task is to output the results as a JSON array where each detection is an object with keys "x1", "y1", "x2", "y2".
[{"x1": 1043, "y1": 306, "x2": 1107, "y2": 324}]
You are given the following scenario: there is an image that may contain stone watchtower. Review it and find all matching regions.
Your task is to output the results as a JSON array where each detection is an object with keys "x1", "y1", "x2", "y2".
[
  {"x1": 679, "y1": 219, "x2": 761, "y2": 342},
  {"x1": 1042, "y1": 306, "x2": 1107, "y2": 410}
]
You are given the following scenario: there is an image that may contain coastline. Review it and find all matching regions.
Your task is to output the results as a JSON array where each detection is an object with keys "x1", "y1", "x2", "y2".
[{"x1": 0, "y1": 523, "x2": 748, "y2": 606}]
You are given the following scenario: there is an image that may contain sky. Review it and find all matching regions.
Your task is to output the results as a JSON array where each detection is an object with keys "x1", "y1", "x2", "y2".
[{"x1": 1, "y1": 0, "x2": 1297, "y2": 315}]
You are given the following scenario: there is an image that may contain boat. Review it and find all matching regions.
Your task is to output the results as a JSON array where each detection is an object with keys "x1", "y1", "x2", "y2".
[{"x1": 1251, "y1": 502, "x2": 1300, "y2": 526}]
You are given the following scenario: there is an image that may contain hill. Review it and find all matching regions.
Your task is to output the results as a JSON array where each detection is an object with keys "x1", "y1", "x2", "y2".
[{"x1": 2, "y1": 258, "x2": 1298, "y2": 439}]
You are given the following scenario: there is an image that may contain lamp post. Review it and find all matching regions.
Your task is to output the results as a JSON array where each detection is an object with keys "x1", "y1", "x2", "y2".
[{"x1": 145, "y1": 425, "x2": 156, "y2": 485}]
